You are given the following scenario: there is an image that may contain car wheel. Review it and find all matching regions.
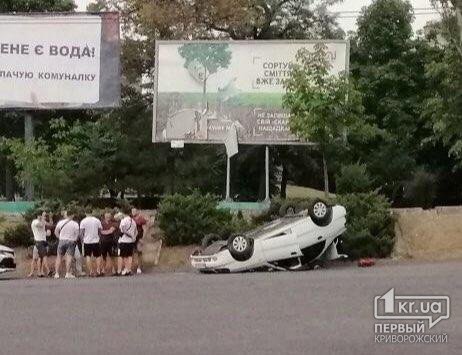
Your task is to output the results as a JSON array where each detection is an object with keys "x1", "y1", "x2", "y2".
[
  {"x1": 227, "y1": 234, "x2": 254, "y2": 261},
  {"x1": 201, "y1": 233, "x2": 222, "y2": 249},
  {"x1": 309, "y1": 199, "x2": 333, "y2": 226}
]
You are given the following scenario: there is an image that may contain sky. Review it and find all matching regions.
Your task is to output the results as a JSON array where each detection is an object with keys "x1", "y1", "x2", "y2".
[{"x1": 75, "y1": 0, "x2": 441, "y2": 33}]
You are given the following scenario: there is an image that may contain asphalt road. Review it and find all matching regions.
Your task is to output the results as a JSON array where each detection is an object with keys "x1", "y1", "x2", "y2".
[{"x1": 1, "y1": 261, "x2": 461, "y2": 355}]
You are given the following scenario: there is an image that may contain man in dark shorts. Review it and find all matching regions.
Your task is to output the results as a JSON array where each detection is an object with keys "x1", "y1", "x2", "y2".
[
  {"x1": 28, "y1": 210, "x2": 53, "y2": 277},
  {"x1": 80, "y1": 209, "x2": 103, "y2": 277},
  {"x1": 131, "y1": 208, "x2": 147, "y2": 274},
  {"x1": 100, "y1": 211, "x2": 117, "y2": 275}
]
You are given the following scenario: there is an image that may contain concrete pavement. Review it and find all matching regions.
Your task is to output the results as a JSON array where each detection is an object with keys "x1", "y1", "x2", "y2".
[{"x1": 1, "y1": 260, "x2": 461, "y2": 355}]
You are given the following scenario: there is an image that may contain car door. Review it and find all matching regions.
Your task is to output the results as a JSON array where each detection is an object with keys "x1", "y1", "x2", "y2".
[{"x1": 260, "y1": 229, "x2": 302, "y2": 262}]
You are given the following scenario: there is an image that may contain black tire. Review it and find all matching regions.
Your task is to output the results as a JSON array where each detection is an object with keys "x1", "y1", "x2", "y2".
[
  {"x1": 201, "y1": 233, "x2": 222, "y2": 249},
  {"x1": 308, "y1": 199, "x2": 333, "y2": 226},
  {"x1": 227, "y1": 234, "x2": 254, "y2": 261}
]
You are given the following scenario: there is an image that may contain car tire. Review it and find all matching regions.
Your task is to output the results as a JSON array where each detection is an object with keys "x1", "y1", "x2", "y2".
[
  {"x1": 201, "y1": 233, "x2": 222, "y2": 249},
  {"x1": 227, "y1": 234, "x2": 254, "y2": 261},
  {"x1": 309, "y1": 199, "x2": 333, "y2": 226}
]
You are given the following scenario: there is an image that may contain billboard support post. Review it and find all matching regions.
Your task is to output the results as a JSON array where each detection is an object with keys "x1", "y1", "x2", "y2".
[
  {"x1": 24, "y1": 112, "x2": 34, "y2": 201},
  {"x1": 225, "y1": 156, "x2": 231, "y2": 201},
  {"x1": 265, "y1": 146, "x2": 270, "y2": 202}
]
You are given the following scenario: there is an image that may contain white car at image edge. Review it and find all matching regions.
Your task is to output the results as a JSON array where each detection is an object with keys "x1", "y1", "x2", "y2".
[
  {"x1": 0, "y1": 244, "x2": 16, "y2": 274},
  {"x1": 191, "y1": 199, "x2": 347, "y2": 273}
]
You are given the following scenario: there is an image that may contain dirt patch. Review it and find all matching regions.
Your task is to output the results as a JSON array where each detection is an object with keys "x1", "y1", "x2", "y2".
[
  {"x1": 155, "y1": 245, "x2": 197, "y2": 272},
  {"x1": 393, "y1": 207, "x2": 462, "y2": 261},
  {"x1": 10, "y1": 244, "x2": 197, "y2": 278}
]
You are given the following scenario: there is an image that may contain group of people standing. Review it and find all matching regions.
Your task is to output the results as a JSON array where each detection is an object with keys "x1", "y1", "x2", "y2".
[{"x1": 28, "y1": 206, "x2": 147, "y2": 278}]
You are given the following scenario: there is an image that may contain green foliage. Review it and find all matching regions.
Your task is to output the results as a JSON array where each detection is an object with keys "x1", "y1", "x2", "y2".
[
  {"x1": 283, "y1": 43, "x2": 367, "y2": 152},
  {"x1": 3, "y1": 224, "x2": 33, "y2": 248},
  {"x1": 158, "y1": 191, "x2": 251, "y2": 246},
  {"x1": 128, "y1": 0, "x2": 344, "y2": 41},
  {"x1": 335, "y1": 163, "x2": 373, "y2": 194},
  {"x1": 349, "y1": 0, "x2": 434, "y2": 201},
  {"x1": 178, "y1": 43, "x2": 232, "y2": 77},
  {"x1": 0, "y1": 0, "x2": 76, "y2": 12},
  {"x1": 4, "y1": 117, "x2": 123, "y2": 201},
  {"x1": 355, "y1": 0, "x2": 413, "y2": 62},
  {"x1": 23, "y1": 199, "x2": 64, "y2": 225},
  {"x1": 403, "y1": 169, "x2": 437, "y2": 209},
  {"x1": 422, "y1": 21, "x2": 462, "y2": 166},
  {"x1": 336, "y1": 192, "x2": 394, "y2": 259}
]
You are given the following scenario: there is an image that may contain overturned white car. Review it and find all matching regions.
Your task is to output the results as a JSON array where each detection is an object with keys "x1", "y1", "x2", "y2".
[
  {"x1": 0, "y1": 244, "x2": 16, "y2": 274},
  {"x1": 191, "y1": 199, "x2": 347, "y2": 273}
]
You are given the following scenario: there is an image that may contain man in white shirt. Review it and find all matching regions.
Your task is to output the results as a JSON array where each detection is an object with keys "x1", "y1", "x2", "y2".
[
  {"x1": 80, "y1": 209, "x2": 103, "y2": 277},
  {"x1": 27, "y1": 210, "x2": 52, "y2": 278},
  {"x1": 54, "y1": 209, "x2": 80, "y2": 279},
  {"x1": 117, "y1": 206, "x2": 137, "y2": 276}
]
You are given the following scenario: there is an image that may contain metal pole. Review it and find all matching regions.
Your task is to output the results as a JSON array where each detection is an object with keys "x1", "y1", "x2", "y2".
[
  {"x1": 225, "y1": 156, "x2": 231, "y2": 201},
  {"x1": 265, "y1": 146, "x2": 270, "y2": 202},
  {"x1": 24, "y1": 112, "x2": 34, "y2": 201}
]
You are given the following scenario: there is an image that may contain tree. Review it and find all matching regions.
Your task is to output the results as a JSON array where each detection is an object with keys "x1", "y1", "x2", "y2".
[
  {"x1": 178, "y1": 43, "x2": 232, "y2": 109},
  {"x1": 127, "y1": 0, "x2": 344, "y2": 40},
  {"x1": 422, "y1": 9, "x2": 462, "y2": 170},
  {"x1": 431, "y1": 0, "x2": 462, "y2": 57},
  {"x1": 349, "y1": 0, "x2": 434, "y2": 201},
  {"x1": 0, "y1": 0, "x2": 77, "y2": 200},
  {"x1": 0, "y1": 0, "x2": 75, "y2": 12},
  {"x1": 283, "y1": 43, "x2": 367, "y2": 197}
]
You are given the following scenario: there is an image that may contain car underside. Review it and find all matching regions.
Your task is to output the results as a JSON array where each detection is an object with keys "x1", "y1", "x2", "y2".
[{"x1": 190, "y1": 199, "x2": 347, "y2": 273}]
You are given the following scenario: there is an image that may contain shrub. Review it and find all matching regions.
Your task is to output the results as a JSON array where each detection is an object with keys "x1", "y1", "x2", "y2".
[
  {"x1": 403, "y1": 169, "x2": 436, "y2": 209},
  {"x1": 23, "y1": 198, "x2": 135, "y2": 225},
  {"x1": 335, "y1": 163, "x2": 372, "y2": 194},
  {"x1": 158, "y1": 191, "x2": 251, "y2": 246},
  {"x1": 23, "y1": 199, "x2": 64, "y2": 224},
  {"x1": 336, "y1": 192, "x2": 394, "y2": 259},
  {"x1": 3, "y1": 223, "x2": 33, "y2": 247}
]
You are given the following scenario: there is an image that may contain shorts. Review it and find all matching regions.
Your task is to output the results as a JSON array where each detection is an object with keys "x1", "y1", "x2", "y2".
[
  {"x1": 35, "y1": 241, "x2": 48, "y2": 259},
  {"x1": 118, "y1": 243, "x2": 134, "y2": 258},
  {"x1": 57, "y1": 240, "x2": 76, "y2": 257},
  {"x1": 84, "y1": 243, "x2": 101, "y2": 258},
  {"x1": 100, "y1": 239, "x2": 116, "y2": 259}
]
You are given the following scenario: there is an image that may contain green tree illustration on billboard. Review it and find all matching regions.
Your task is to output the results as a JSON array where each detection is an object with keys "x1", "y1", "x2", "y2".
[{"x1": 178, "y1": 43, "x2": 232, "y2": 109}]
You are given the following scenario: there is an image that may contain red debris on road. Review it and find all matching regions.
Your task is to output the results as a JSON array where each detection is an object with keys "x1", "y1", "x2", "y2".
[{"x1": 358, "y1": 258, "x2": 375, "y2": 267}]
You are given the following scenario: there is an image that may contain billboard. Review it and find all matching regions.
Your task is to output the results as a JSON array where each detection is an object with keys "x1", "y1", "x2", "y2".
[
  {"x1": 153, "y1": 40, "x2": 349, "y2": 144},
  {"x1": 0, "y1": 12, "x2": 120, "y2": 109}
]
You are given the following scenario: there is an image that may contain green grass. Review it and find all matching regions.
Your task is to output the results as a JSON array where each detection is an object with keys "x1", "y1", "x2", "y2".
[
  {"x1": 284, "y1": 185, "x2": 335, "y2": 199},
  {"x1": 158, "y1": 92, "x2": 284, "y2": 108}
]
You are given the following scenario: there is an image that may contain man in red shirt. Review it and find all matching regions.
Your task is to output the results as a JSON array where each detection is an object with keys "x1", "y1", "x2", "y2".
[{"x1": 131, "y1": 208, "x2": 147, "y2": 274}]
